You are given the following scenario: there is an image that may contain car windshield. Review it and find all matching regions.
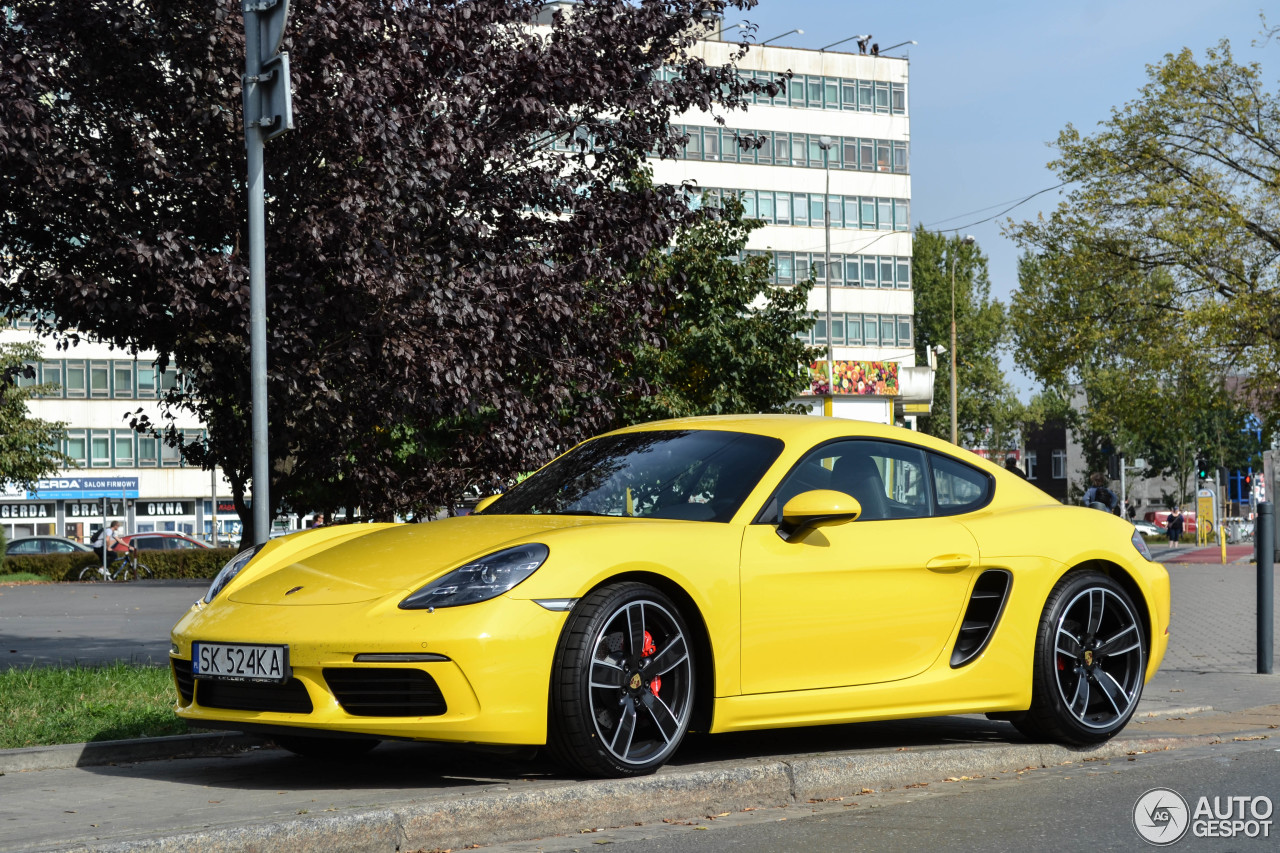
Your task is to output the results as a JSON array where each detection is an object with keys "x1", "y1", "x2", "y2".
[{"x1": 484, "y1": 429, "x2": 783, "y2": 523}]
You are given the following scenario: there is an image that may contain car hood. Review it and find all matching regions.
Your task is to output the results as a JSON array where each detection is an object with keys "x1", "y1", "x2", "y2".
[{"x1": 225, "y1": 515, "x2": 633, "y2": 606}]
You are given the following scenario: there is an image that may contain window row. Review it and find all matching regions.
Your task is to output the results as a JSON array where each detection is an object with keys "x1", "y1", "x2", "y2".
[
  {"x1": 744, "y1": 250, "x2": 911, "y2": 289},
  {"x1": 803, "y1": 313, "x2": 914, "y2": 349},
  {"x1": 672, "y1": 124, "x2": 908, "y2": 173},
  {"x1": 62, "y1": 428, "x2": 205, "y2": 469},
  {"x1": 13, "y1": 359, "x2": 182, "y2": 400},
  {"x1": 693, "y1": 187, "x2": 911, "y2": 232},
  {"x1": 665, "y1": 68, "x2": 908, "y2": 115}
]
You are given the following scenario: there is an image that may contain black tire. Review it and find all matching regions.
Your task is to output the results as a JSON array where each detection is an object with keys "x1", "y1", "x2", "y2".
[
  {"x1": 78, "y1": 564, "x2": 105, "y2": 581},
  {"x1": 275, "y1": 735, "x2": 379, "y2": 759},
  {"x1": 1021, "y1": 570, "x2": 1147, "y2": 745},
  {"x1": 130, "y1": 561, "x2": 154, "y2": 581},
  {"x1": 548, "y1": 582, "x2": 696, "y2": 777}
]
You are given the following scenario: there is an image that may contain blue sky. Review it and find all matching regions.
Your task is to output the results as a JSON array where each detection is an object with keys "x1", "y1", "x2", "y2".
[{"x1": 731, "y1": 0, "x2": 1275, "y2": 394}]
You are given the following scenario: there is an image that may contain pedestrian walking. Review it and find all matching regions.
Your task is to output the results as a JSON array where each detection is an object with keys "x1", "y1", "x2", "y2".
[{"x1": 1167, "y1": 507, "x2": 1184, "y2": 547}]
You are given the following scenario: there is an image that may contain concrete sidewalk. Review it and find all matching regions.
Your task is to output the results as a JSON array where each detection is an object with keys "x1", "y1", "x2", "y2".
[{"x1": 1, "y1": 561, "x2": 1276, "y2": 853}]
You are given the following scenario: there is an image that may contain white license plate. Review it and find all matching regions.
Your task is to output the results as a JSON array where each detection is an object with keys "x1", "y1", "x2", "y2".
[{"x1": 192, "y1": 642, "x2": 290, "y2": 682}]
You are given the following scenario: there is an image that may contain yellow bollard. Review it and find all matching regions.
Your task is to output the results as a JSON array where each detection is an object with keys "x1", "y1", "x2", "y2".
[{"x1": 1220, "y1": 523, "x2": 1227, "y2": 564}]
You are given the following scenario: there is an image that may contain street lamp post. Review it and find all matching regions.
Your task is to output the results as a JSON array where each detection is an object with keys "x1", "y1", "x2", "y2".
[
  {"x1": 818, "y1": 136, "x2": 836, "y2": 398},
  {"x1": 950, "y1": 235, "x2": 975, "y2": 446}
]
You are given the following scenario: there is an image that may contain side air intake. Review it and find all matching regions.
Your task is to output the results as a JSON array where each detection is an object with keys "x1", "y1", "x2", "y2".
[{"x1": 950, "y1": 569, "x2": 1012, "y2": 668}]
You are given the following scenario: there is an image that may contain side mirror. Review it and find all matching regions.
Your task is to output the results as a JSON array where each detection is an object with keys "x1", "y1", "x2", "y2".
[
  {"x1": 473, "y1": 494, "x2": 502, "y2": 514},
  {"x1": 777, "y1": 489, "x2": 862, "y2": 541}
]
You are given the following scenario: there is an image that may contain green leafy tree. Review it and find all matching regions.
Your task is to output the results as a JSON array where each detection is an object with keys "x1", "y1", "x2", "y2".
[
  {"x1": 1, "y1": 320, "x2": 69, "y2": 491},
  {"x1": 1008, "y1": 34, "x2": 1280, "y2": 437},
  {"x1": 0, "y1": 1, "x2": 771, "y2": 538},
  {"x1": 911, "y1": 228, "x2": 1020, "y2": 447},
  {"x1": 619, "y1": 196, "x2": 817, "y2": 423}
]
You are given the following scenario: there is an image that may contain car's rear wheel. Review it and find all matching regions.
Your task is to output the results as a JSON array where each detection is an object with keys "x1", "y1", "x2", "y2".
[
  {"x1": 1016, "y1": 570, "x2": 1146, "y2": 744},
  {"x1": 274, "y1": 734, "x2": 379, "y2": 759},
  {"x1": 548, "y1": 582, "x2": 695, "y2": 777}
]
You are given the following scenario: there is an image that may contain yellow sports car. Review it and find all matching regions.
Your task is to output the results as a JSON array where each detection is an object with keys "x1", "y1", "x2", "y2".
[{"x1": 170, "y1": 415, "x2": 1170, "y2": 777}]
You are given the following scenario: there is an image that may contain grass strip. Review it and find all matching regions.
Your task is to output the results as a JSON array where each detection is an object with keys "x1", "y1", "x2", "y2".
[{"x1": 0, "y1": 663, "x2": 189, "y2": 749}]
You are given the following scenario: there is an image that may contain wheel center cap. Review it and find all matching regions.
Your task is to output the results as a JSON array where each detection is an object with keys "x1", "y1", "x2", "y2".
[
  {"x1": 628, "y1": 673, "x2": 643, "y2": 690},
  {"x1": 1083, "y1": 649, "x2": 1094, "y2": 667}
]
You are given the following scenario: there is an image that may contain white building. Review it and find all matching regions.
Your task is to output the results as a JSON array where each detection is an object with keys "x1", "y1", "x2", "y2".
[
  {"x1": 1, "y1": 318, "x2": 235, "y2": 543},
  {"x1": 653, "y1": 33, "x2": 928, "y2": 424}
]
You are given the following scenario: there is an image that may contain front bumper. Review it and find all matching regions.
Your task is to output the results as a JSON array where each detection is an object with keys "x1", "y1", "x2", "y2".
[{"x1": 170, "y1": 594, "x2": 569, "y2": 745}]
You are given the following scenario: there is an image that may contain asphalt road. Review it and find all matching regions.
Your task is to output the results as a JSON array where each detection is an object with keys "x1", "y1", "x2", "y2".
[
  {"x1": 0, "y1": 579, "x2": 205, "y2": 670},
  {"x1": 478, "y1": 738, "x2": 1280, "y2": 853}
]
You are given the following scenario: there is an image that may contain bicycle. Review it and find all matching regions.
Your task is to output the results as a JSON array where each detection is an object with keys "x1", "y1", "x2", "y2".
[{"x1": 78, "y1": 547, "x2": 154, "y2": 582}]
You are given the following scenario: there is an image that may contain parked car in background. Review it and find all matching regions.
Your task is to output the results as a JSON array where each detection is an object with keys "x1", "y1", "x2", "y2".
[
  {"x1": 119, "y1": 532, "x2": 210, "y2": 551},
  {"x1": 1144, "y1": 510, "x2": 1199, "y2": 535},
  {"x1": 1132, "y1": 520, "x2": 1160, "y2": 538},
  {"x1": 5, "y1": 536, "x2": 93, "y2": 556}
]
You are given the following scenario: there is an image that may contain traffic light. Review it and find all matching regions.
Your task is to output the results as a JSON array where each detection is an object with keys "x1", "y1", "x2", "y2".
[
  {"x1": 1196, "y1": 455, "x2": 1209, "y2": 480},
  {"x1": 1243, "y1": 475, "x2": 1252, "y2": 499}
]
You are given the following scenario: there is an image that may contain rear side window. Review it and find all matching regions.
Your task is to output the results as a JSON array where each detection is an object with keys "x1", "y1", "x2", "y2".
[{"x1": 931, "y1": 454, "x2": 992, "y2": 515}]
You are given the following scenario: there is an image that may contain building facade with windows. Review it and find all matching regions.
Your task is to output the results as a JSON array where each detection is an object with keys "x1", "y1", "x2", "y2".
[
  {"x1": 651, "y1": 34, "x2": 927, "y2": 424},
  {"x1": 1, "y1": 319, "x2": 236, "y2": 544}
]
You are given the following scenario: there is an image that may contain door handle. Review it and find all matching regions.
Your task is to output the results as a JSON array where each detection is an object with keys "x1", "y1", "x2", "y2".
[{"x1": 926, "y1": 554, "x2": 973, "y2": 572}]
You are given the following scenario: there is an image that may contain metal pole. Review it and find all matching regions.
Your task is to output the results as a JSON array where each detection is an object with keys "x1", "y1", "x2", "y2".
[
  {"x1": 245, "y1": 16, "x2": 270, "y2": 546},
  {"x1": 1257, "y1": 501, "x2": 1274, "y2": 674},
  {"x1": 949, "y1": 251, "x2": 957, "y2": 446},
  {"x1": 820, "y1": 137, "x2": 834, "y2": 402}
]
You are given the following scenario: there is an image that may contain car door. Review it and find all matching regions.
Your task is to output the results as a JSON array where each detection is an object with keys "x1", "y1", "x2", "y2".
[{"x1": 739, "y1": 439, "x2": 982, "y2": 694}]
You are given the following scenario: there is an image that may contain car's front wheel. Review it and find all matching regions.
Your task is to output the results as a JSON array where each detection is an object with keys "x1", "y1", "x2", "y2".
[
  {"x1": 548, "y1": 582, "x2": 695, "y2": 777},
  {"x1": 1015, "y1": 570, "x2": 1147, "y2": 744}
]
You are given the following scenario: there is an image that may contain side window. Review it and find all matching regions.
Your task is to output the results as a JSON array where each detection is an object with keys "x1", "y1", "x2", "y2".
[
  {"x1": 931, "y1": 453, "x2": 993, "y2": 515},
  {"x1": 769, "y1": 440, "x2": 929, "y2": 522}
]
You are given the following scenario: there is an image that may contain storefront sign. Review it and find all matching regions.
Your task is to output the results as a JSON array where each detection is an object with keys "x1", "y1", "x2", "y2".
[
  {"x1": 136, "y1": 501, "x2": 195, "y2": 517},
  {"x1": 67, "y1": 501, "x2": 128, "y2": 518},
  {"x1": 0, "y1": 503, "x2": 55, "y2": 520},
  {"x1": 29, "y1": 477, "x2": 140, "y2": 500}
]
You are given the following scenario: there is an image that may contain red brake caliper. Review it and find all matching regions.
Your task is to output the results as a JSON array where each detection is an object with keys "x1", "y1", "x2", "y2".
[{"x1": 642, "y1": 630, "x2": 661, "y2": 697}]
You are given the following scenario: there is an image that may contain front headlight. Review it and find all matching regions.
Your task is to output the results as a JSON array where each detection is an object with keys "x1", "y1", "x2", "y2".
[
  {"x1": 1131, "y1": 530, "x2": 1154, "y2": 562},
  {"x1": 204, "y1": 543, "x2": 266, "y2": 603},
  {"x1": 400, "y1": 544, "x2": 549, "y2": 610}
]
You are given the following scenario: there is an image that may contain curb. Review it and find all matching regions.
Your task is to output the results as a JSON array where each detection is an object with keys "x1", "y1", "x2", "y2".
[
  {"x1": 0, "y1": 731, "x2": 266, "y2": 774},
  {"x1": 50, "y1": 733, "x2": 1210, "y2": 853}
]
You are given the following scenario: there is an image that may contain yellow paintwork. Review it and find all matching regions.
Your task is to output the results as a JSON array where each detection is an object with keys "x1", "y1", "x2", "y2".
[{"x1": 172, "y1": 414, "x2": 1171, "y2": 747}]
